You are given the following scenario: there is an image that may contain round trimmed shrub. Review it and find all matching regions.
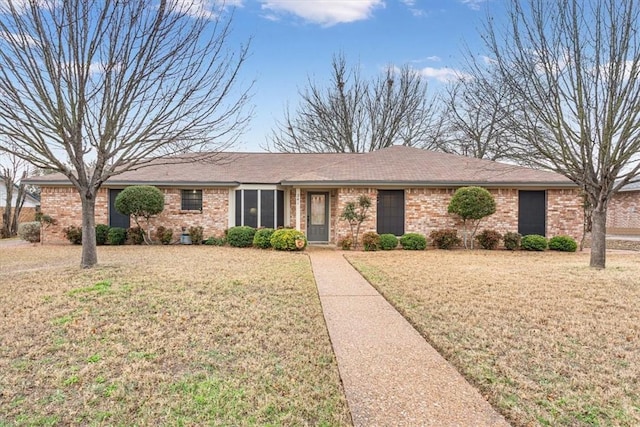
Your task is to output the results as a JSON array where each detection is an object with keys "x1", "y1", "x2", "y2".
[
  {"x1": 476, "y1": 229, "x2": 502, "y2": 250},
  {"x1": 227, "y1": 226, "x2": 256, "y2": 248},
  {"x1": 362, "y1": 231, "x2": 380, "y2": 251},
  {"x1": 400, "y1": 233, "x2": 427, "y2": 250},
  {"x1": 18, "y1": 222, "x2": 41, "y2": 243},
  {"x1": 338, "y1": 235, "x2": 353, "y2": 250},
  {"x1": 155, "y1": 226, "x2": 174, "y2": 245},
  {"x1": 126, "y1": 226, "x2": 145, "y2": 245},
  {"x1": 95, "y1": 224, "x2": 110, "y2": 246},
  {"x1": 521, "y1": 234, "x2": 548, "y2": 251},
  {"x1": 548, "y1": 235, "x2": 577, "y2": 252},
  {"x1": 270, "y1": 229, "x2": 307, "y2": 251},
  {"x1": 429, "y1": 229, "x2": 461, "y2": 249},
  {"x1": 503, "y1": 232, "x2": 521, "y2": 250},
  {"x1": 107, "y1": 227, "x2": 127, "y2": 245},
  {"x1": 253, "y1": 228, "x2": 275, "y2": 249},
  {"x1": 379, "y1": 234, "x2": 398, "y2": 250},
  {"x1": 204, "y1": 236, "x2": 226, "y2": 246},
  {"x1": 63, "y1": 225, "x2": 82, "y2": 245}
]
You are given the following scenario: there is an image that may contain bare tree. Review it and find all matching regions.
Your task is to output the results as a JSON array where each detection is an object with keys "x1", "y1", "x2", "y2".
[
  {"x1": 477, "y1": 0, "x2": 640, "y2": 268},
  {"x1": 1, "y1": 151, "x2": 30, "y2": 238},
  {"x1": 0, "y1": 0, "x2": 252, "y2": 267},
  {"x1": 268, "y1": 54, "x2": 440, "y2": 153}
]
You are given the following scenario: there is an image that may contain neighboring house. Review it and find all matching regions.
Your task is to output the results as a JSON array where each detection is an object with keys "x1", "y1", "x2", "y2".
[
  {"x1": 607, "y1": 181, "x2": 640, "y2": 235},
  {"x1": 24, "y1": 146, "x2": 584, "y2": 245},
  {"x1": 0, "y1": 178, "x2": 40, "y2": 224}
]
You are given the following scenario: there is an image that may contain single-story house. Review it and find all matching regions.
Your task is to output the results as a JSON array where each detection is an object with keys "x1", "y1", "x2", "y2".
[
  {"x1": 607, "y1": 181, "x2": 640, "y2": 235},
  {"x1": 25, "y1": 145, "x2": 584, "y2": 245},
  {"x1": 0, "y1": 178, "x2": 40, "y2": 224}
]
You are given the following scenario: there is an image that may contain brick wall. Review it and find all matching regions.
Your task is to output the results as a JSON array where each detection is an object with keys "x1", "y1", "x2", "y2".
[
  {"x1": 0, "y1": 206, "x2": 38, "y2": 225},
  {"x1": 607, "y1": 191, "x2": 640, "y2": 234},
  {"x1": 547, "y1": 189, "x2": 584, "y2": 239},
  {"x1": 333, "y1": 188, "x2": 378, "y2": 244}
]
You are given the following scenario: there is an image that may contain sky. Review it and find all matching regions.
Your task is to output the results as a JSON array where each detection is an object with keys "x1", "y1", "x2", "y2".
[{"x1": 218, "y1": 0, "x2": 501, "y2": 152}]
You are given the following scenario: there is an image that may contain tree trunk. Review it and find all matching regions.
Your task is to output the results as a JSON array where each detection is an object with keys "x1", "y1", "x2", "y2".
[
  {"x1": 2, "y1": 178, "x2": 12, "y2": 238},
  {"x1": 590, "y1": 207, "x2": 607, "y2": 269},
  {"x1": 80, "y1": 193, "x2": 98, "y2": 268}
]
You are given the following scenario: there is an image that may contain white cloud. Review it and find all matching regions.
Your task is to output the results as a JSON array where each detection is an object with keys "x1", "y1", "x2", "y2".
[
  {"x1": 259, "y1": 0, "x2": 385, "y2": 26},
  {"x1": 460, "y1": 0, "x2": 487, "y2": 10},
  {"x1": 426, "y1": 55, "x2": 441, "y2": 62},
  {"x1": 418, "y1": 66, "x2": 470, "y2": 83}
]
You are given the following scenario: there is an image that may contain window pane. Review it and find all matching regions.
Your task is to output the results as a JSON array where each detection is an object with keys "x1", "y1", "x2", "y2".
[
  {"x1": 310, "y1": 194, "x2": 326, "y2": 225},
  {"x1": 377, "y1": 190, "x2": 404, "y2": 235},
  {"x1": 181, "y1": 190, "x2": 202, "y2": 211},
  {"x1": 243, "y1": 190, "x2": 258, "y2": 228},
  {"x1": 277, "y1": 190, "x2": 285, "y2": 228},
  {"x1": 261, "y1": 190, "x2": 274, "y2": 228}
]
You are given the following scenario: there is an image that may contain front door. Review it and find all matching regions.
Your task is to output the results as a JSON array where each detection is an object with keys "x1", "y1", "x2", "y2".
[
  {"x1": 307, "y1": 192, "x2": 329, "y2": 242},
  {"x1": 109, "y1": 189, "x2": 130, "y2": 229}
]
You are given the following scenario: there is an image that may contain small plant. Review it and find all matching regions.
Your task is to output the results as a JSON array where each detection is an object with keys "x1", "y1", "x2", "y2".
[
  {"x1": 63, "y1": 225, "x2": 83, "y2": 245},
  {"x1": 107, "y1": 227, "x2": 127, "y2": 245},
  {"x1": 226, "y1": 226, "x2": 256, "y2": 248},
  {"x1": 270, "y1": 229, "x2": 307, "y2": 251},
  {"x1": 204, "y1": 236, "x2": 226, "y2": 246},
  {"x1": 503, "y1": 232, "x2": 521, "y2": 250},
  {"x1": 18, "y1": 222, "x2": 41, "y2": 243},
  {"x1": 521, "y1": 234, "x2": 548, "y2": 251},
  {"x1": 253, "y1": 228, "x2": 275, "y2": 249},
  {"x1": 448, "y1": 186, "x2": 496, "y2": 249},
  {"x1": 430, "y1": 229, "x2": 461, "y2": 249},
  {"x1": 549, "y1": 235, "x2": 578, "y2": 252},
  {"x1": 95, "y1": 224, "x2": 110, "y2": 246},
  {"x1": 155, "y1": 226, "x2": 174, "y2": 245},
  {"x1": 188, "y1": 225, "x2": 204, "y2": 245},
  {"x1": 362, "y1": 231, "x2": 380, "y2": 251},
  {"x1": 379, "y1": 233, "x2": 398, "y2": 250},
  {"x1": 476, "y1": 229, "x2": 502, "y2": 250},
  {"x1": 340, "y1": 195, "x2": 372, "y2": 250},
  {"x1": 337, "y1": 235, "x2": 353, "y2": 250},
  {"x1": 400, "y1": 233, "x2": 427, "y2": 250},
  {"x1": 126, "y1": 226, "x2": 145, "y2": 245}
]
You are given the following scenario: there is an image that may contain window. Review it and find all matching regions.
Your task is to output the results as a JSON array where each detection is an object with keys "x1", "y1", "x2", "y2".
[
  {"x1": 235, "y1": 189, "x2": 284, "y2": 228},
  {"x1": 181, "y1": 189, "x2": 203, "y2": 211},
  {"x1": 377, "y1": 190, "x2": 405, "y2": 235}
]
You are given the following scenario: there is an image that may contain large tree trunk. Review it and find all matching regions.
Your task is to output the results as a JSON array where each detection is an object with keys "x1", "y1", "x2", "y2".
[
  {"x1": 10, "y1": 182, "x2": 26, "y2": 236},
  {"x1": 590, "y1": 207, "x2": 607, "y2": 269},
  {"x1": 80, "y1": 193, "x2": 98, "y2": 268}
]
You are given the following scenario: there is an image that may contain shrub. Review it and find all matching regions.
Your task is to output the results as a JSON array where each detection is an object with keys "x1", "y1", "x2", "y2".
[
  {"x1": 204, "y1": 236, "x2": 226, "y2": 246},
  {"x1": 362, "y1": 231, "x2": 380, "y2": 251},
  {"x1": 521, "y1": 234, "x2": 548, "y2": 251},
  {"x1": 155, "y1": 226, "x2": 174, "y2": 245},
  {"x1": 448, "y1": 186, "x2": 496, "y2": 249},
  {"x1": 503, "y1": 232, "x2": 521, "y2": 250},
  {"x1": 95, "y1": 224, "x2": 110, "y2": 246},
  {"x1": 126, "y1": 226, "x2": 145, "y2": 245},
  {"x1": 18, "y1": 222, "x2": 40, "y2": 243},
  {"x1": 340, "y1": 195, "x2": 372, "y2": 250},
  {"x1": 337, "y1": 235, "x2": 353, "y2": 250},
  {"x1": 107, "y1": 227, "x2": 127, "y2": 245},
  {"x1": 429, "y1": 229, "x2": 461, "y2": 250},
  {"x1": 270, "y1": 229, "x2": 307, "y2": 251},
  {"x1": 227, "y1": 226, "x2": 256, "y2": 248},
  {"x1": 476, "y1": 229, "x2": 502, "y2": 250},
  {"x1": 400, "y1": 233, "x2": 427, "y2": 250},
  {"x1": 189, "y1": 225, "x2": 204, "y2": 245},
  {"x1": 253, "y1": 228, "x2": 275, "y2": 249},
  {"x1": 379, "y1": 233, "x2": 398, "y2": 250},
  {"x1": 63, "y1": 225, "x2": 83, "y2": 245},
  {"x1": 549, "y1": 235, "x2": 578, "y2": 252},
  {"x1": 115, "y1": 185, "x2": 165, "y2": 244}
]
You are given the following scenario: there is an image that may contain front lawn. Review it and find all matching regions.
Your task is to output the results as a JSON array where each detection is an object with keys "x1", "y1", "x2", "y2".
[
  {"x1": 0, "y1": 245, "x2": 351, "y2": 426},
  {"x1": 347, "y1": 250, "x2": 640, "y2": 427}
]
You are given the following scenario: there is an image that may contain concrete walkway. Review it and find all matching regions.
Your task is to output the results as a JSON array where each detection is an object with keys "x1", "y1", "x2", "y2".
[{"x1": 309, "y1": 250, "x2": 510, "y2": 427}]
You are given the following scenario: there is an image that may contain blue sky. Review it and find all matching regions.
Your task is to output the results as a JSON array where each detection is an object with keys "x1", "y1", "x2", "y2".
[{"x1": 216, "y1": 0, "x2": 500, "y2": 151}]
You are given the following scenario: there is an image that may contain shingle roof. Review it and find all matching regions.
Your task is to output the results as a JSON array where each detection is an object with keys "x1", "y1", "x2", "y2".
[{"x1": 24, "y1": 145, "x2": 576, "y2": 188}]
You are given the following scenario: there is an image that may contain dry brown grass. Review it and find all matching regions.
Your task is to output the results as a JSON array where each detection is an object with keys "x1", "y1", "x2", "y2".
[
  {"x1": 0, "y1": 245, "x2": 350, "y2": 426},
  {"x1": 347, "y1": 250, "x2": 640, "y2": 427}
]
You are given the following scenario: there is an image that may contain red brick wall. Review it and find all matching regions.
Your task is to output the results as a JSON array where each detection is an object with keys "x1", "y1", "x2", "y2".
[{"x1": 607, "y1": 191, "x2": 640, "y2": 234}]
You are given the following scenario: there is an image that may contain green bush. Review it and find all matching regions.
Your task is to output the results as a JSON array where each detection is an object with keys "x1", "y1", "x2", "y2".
[
  {"x1": 362, "y1": 231, "x2": 380, "y2": 251},
  {"x1": 107, "y1": 227, "x2": 127, "y2": 245},
  {"x1": 548, "y1": 235, "x2": 577, "y2": 252},
  {"x1": 400, "y1": 233, "x2": 427, "y2": 250},
  {"x1": 204, "y1": 236, "x2": 226, "y2": 246},
  {"x1": 189, "y1": 225, "x2": 204, "y2": 245},
  {"x1": 253, "y1": 228, "x2": 275, "y2": 249},
  {"x1": 503, "y1": 232, "x2": 521, "y2": 250},
  {"x1": 475, "y1": 229, "x2": 502, "y2": 250},
  {"x1": 63, "y1": 225, "x2": 83, "y2": 245},
  {"x1": 521, "y1": 234, "x2": 548, "y2": 251},
  {"x1": 429, "y1": 229, "x2": 461, "y2": 249},
  {"x1": 18, "y1": 222, "x2": 40, "y2": 243},
  {"x1": 270, "y1": 229, "x2": 307, "y2": 251},
  {"x1": 337, "y1": 235, "x2": 353, "y2": 250},
  {"x1": 379, "y1": 233, "x2": 398, "y2": 250},
  {"x1": 226, "y1": 226, "x2": 256, "y2": 248},
  {"x1": 95, "y1": 224, "x2": 110, "y2": 246},
  {"x1": 126, "y1": 226, "x2": 145, "y2": 245},
  {"x1": 155, "y1": 226, "x2": 174, "y2": 245}
]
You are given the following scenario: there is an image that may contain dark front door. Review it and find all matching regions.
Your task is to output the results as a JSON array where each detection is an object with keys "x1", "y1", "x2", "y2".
[
  {"x1": 307, "y1": 192, "x2": 329, "y2": 242},
  {"x1": 109, "y1": 189, "x2": 130, "y2": 229},
  {"x1": 518, "y1": 190, "x2": 546, "y2": 236}
]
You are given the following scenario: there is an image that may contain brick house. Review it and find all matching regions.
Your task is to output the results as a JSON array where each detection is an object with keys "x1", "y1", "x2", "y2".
[
  {"x1": 607, "y1": 182, "x2": 640, "y2": 235},
  {"x1": 25, "y1": 145, "x2": 584, "y2": 244}
]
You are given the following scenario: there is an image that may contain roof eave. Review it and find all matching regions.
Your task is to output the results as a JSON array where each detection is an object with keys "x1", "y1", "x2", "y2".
[{"x1": 280, "y1": 180, "x2": 578, "y2": 188}]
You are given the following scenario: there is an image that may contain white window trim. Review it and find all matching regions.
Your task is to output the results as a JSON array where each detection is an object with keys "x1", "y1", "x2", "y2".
[{"x1": 230, "y1": 186, "x2": 289, "y2": 228}]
